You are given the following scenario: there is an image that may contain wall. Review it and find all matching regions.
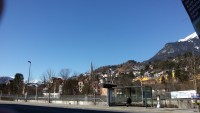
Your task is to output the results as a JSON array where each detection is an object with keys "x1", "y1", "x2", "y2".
[
  {"x1": 27, "y1": 100, "x2": 107, "y2": 106},
  {"x1": 157, "y1": 99, "x2": 194, "y2": 109}
]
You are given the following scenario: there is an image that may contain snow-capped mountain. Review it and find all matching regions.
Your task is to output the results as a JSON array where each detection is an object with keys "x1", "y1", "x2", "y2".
[
  {"x1": 29, "y1": 80, "x2": 39, "y2": 84},
  {"x1": 24, "y1": 79, "x2": 42, "y2": 84},
  {"x1": 0, "y1": 76, "x2": 13, "y2": 84},
  {"x1": 149, "y1": 32, "x2": 200, "y2": 61},
  {"x1": 178, "y1": 32, "x2": 199, "y2": 42}
]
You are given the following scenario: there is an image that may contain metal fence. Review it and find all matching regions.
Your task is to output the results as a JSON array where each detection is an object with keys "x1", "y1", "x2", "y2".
[
  {"x1": 0, "y1": 93, "x2": 195, "y2": 109},
  {"x1": 0, "y1": 94, "x2": 107, "y2": 105}
]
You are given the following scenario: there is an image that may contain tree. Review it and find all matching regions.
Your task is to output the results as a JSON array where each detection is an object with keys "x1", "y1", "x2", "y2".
[
  {"x1": 161, "y1": 76, "x2": 166, "y2": 84},
  {"x1": 81, "y1": 74, "x2": 93, "y2": 95},
  {"x1": 64, "y1": 78, "x2": 78, "y2": 95},
  {"x1": 59, "y1": 68, "x2": 70, "y2": 80},
  {"x1": 13, "y1": 73, "x2": 24, "y2": 96},
  {"x1": 118, "y1": 73, "x2": 133, "y2": 86},
  {"x1": 144, "y1": 65, "x2": 149, "y2": 71},
  {"x1": 59, "y1": 68, "x2": 70, "y2": 95},
  {"x1": 42, "y1": 69, "x2": 56, "y2": 103},
  {"x1": 166, "y1": 70, "x2": 173, "y2": 91},
  {"x1": 82, "y1": 83, "x2": 93, "y2": 95},
  {"x1": 174, "y1": 66, "x2": 189, "y2": 82},
  {"x1": 42, "y1": 69, "x2": 56, "y2": 89}
]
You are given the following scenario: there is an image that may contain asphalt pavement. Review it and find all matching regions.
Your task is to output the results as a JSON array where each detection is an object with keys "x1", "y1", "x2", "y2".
[{"x1": 0, "y1": 101, "x2": 198, "y2": 113}]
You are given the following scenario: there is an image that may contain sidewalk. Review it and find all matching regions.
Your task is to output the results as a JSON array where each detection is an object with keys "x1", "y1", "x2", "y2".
[
  {"x1": 68, "y1": 105, "x2": 197, "y2": 113},
  {"x1": 0, "y1": 100, "x2": 197, "y2": 113}
]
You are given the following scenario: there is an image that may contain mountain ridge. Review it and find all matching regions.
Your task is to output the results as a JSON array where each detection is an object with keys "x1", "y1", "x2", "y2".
[
  {"x1": 148, "y1": 33, "x2": 200, "y2": 62},
  {"x1": 95, "y1": 32, "x2": 200, "y2": 73}
]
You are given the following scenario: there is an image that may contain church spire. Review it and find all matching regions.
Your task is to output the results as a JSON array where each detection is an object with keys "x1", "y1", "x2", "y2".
[{"x1": 90, "y1": 62, "x2": 94, "y2": 81}]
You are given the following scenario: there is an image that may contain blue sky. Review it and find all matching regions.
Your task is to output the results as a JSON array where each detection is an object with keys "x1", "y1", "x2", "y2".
[{"x1": 0, "y1": 0, "x2": 195, "y2": 80}]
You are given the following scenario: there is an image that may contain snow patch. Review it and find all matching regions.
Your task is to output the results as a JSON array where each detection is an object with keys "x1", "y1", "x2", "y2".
[
  {"x1": 162, "y1": 50, "x2": 167, "y2": 53},
  {"x1": 178, "y1": 32, "x2": 199, "y2": 42},
  {"x1": 195, "y1": 46, "x2": 200, "y2": 50}
]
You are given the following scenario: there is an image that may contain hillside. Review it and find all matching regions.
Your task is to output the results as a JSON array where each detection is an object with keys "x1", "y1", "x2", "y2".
[
  {"x1": 94, "y1": 32, "x2": 200, "y2": 78},
  {"x1": 94, "y1": 60, "x2": 140, "y2": 74},
  {"x1": 149, "y1": 32, "x2": 200, "y2": 62}
]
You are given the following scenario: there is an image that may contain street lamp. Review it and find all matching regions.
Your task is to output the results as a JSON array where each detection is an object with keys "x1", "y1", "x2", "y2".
[
  {"x1": 189, "y1": 40, "x2": 197, "y2": 93},
  {"x1": 28, "y1": 61, "x2": 31, "y2": 83},
  {"x1": 140, "y1": 77, "x2": 144, "y2": 105},
  {"x1": 25, "y1": 61, "x2": 31, "y2": 102}
]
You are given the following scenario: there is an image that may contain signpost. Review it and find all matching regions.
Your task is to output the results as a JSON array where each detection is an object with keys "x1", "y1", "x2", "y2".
[{"x1": 182, "y1": 0, "x2": 200, "y2": 37}]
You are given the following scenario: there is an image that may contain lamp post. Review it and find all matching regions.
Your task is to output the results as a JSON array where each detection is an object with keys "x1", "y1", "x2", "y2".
[
  {"x1": 139, "y1": 76, "x2": 144, "y2": 105},
  {"x1": 188, "y1": 40, "x2": 199, "y2": 111},
  {"x1": 25, "y1": 61, "x2": 31, "y2": 102},
  {"x1": 141, "y1": 80, "x2": 144, "y2": 105},
  {"x1": 192, "y1": 43, "x2": 199, "y2": 111},
  {"x1": 192, "y1": 42, "x2": 197, "y2": 93},
  {"x1": 188, "y1": 41, "x2": 197, "y2": 93},
  {"x1": 28, "y1": 61, "x2": 31, "y2": 83}
]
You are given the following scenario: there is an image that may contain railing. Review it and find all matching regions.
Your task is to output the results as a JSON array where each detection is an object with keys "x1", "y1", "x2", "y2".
[
  {"x1": 0, "y1": 94, "x2": 107, "y2": 105},
  {"x1": 0, "y1": 94, "x2": 196, "y2": 109}
]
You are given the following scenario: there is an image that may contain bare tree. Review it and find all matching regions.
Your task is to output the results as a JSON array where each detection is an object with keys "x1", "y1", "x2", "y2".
[
  {"x1": 59, "y1": 68, "x2": 70, "y2": 80},
  {"x1": 40, "y1": 74, "x2": 46, "y2": 86},
  {"x1": 59, "y1": 68, "x2": 70, "y2": 95},
  {"x1": 41, "y1": 69, "x2": 56, "y2": 87},
  {"x1": 42, "y1": 69, "x2": 56, "y2": 103}
]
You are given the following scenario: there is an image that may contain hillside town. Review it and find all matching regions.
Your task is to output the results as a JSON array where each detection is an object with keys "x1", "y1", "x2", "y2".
[
  {"x1": 1, "y1": 0, "x2": 200, "y2": 113},
  {"x1": 1, "y1": 48, "x2": 200, "y2": 108},
  {"x1": 1, "y1": 31, "x2": 200, "y2": 108}
]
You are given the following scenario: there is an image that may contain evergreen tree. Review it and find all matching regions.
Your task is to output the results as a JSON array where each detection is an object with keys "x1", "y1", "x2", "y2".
[{"x1": 13, "y1": 73, "x2": 24, "y2": 95}]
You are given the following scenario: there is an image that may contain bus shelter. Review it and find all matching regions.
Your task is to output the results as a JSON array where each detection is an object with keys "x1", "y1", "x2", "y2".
[{"x1": 109, "y1": 86, "x2": 152, "y2": 106}]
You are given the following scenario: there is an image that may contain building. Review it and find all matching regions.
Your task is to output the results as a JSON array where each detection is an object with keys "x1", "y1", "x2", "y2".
[{"x1": 78, "y1": 81, "x2": 84, "y2": 93}]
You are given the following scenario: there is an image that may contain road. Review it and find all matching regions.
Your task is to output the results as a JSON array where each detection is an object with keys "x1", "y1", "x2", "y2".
[
  {"x1": 0, "y1": 101, "x2": 196, "y2": 113},
  {"x1": 0, "y1": 103, "x2": 150, "y2": 113}
]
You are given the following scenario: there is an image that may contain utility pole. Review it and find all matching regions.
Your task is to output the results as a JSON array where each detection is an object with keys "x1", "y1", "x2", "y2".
[
  {"x1": 140, "y1": 76, "x2": 144, "y2": 105},
  {"x1": 48, "y1": 82, "x2": 51, "y2": 103},
  {"x1": 94, "y1": 85, "x2": 96, "y2": 105},
  {"x1": 25, "y1": 61, "x2": 31, "y2": 102},
  {"x1": 191, "y1": 42, "x2": 197, "y2": 92},
  {"x1": 192, "y1": 47, "x2": 199, "y2": 111},
  {"x1": 193, "y1": 54, "x2": 197, "y2": 93}
]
